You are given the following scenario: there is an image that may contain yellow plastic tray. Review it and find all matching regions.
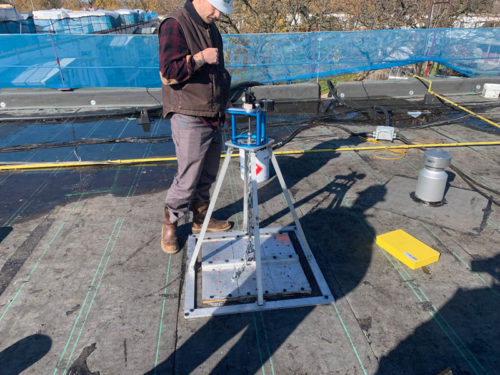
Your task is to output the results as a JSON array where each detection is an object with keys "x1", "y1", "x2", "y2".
[{"x1": 376, "y1": 229, "x2": 440, "y2": 270}]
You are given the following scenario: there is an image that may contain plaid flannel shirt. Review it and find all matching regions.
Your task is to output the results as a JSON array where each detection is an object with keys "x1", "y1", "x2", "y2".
[
  {"x1": 159, "y1": 18, "x2": 196, "y2": 86},
  {"x1": 159, "y1": 18, "x2": 220, "y2": 127}
]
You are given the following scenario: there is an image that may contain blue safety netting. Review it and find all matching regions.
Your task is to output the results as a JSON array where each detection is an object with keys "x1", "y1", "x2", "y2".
[
  {"x1": 0, "y1": 34, "x2": 158, "y2": 88},
  {"x1": 0, "y1": 28, "x2": 498, "y2": 89}
]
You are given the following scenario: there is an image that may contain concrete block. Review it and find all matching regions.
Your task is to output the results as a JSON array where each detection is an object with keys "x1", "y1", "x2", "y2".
[{"x1": 251, "y1": 82, "x2": 320, "y2": 101}]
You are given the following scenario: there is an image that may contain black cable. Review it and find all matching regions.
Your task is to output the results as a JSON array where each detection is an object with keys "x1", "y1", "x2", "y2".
[
  {"x1": 403, "y1": 114, "x2": 472, "y2": 129},
  {"x1": 413, "y1": 76, "x2": 450, "y2": 107},
  {"x1": 395, "y1": 134, "x2": 412, "y2": 144},
  {"x1": 449, "y1": 165, "x2": 500, "y2": 196},
  {"x1": 146, "y1": 87, "x2": 163, "y2": 105},
  {"x1": 326, "y1": 80, "x2": 392, "y2": 126},
  {"x1": 0, "y1": 135, "x2": 173, "y2": 154},
  {"x1": 417, "y1": 77, "x2": 475, "y2": 109},
  {"x1": 0, "y1": 106, "x2": 163, "y2": 123},
  {"x1": 405, "y1": 79, "x2": 500, "y2": 135},
  {"x1": 229, "y1": 81, "x2": 262, "y2": 104},
  {"x1": 449, "y1": 166, "x2": 500, "y2": 206},
  {"x1": 272, "y1": 123, "x2": 319, "y2": 149},
  {"x1": 271, "y1": 118, "x2": 368, "y2": 150}
]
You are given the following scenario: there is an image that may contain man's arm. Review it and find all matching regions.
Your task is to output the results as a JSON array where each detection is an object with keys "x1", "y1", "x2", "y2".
[
  {"x1": 158, "y1": 18, "x2": 197, "y2": 86},
  {"x1": 158, "y1": 19, "x2": 218, "y2": 86}
]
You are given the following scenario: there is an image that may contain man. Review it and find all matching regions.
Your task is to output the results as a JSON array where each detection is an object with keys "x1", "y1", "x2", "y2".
[{"x1": 158, "y1": 0, "x2": 233, "y2": 254}]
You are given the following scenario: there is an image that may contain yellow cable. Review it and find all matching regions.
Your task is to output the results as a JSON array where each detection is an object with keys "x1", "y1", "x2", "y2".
[
  {"x1": 274, "y1": 141, "x2": 500, "y2": 155},
  {"x1": 372, "y1": 148, "x2": 407, "y2": 160},
  {"x1": 359, "y1": 136, "x2": 408, "y2": 160},
  {"x1": 1, "y1": 141, "x2": 499, "y2": 171},
  {"x1": 413, "y1": 75, "x2": 500, "y2": 130}
]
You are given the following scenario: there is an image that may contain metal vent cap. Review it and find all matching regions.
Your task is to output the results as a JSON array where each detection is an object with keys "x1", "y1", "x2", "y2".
[{"x1": 424, "y1": 148, "x2": 451, "y2": 169}]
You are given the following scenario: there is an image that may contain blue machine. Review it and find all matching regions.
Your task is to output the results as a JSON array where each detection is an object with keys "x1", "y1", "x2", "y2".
[
  {"x1": 227, "y1": 106, "x2": 267, "y2": 147},
  {"x1": 226, "y1": 89, "x2": 274, "y2": 147}
]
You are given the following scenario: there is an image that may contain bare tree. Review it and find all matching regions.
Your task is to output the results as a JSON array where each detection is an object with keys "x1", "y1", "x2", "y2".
[
  {"x1": 12, "y1": 0, "x2": 63, "y2": 11},
  {"x1": 338, "y1": 0, "x2": 498, "y2": 30},
  {"x1": 218, "y1": 0, "x2": 343, "y2": 34},
  {"x1": 9, "y1": 0, "x2": 496, "y2": 31}
]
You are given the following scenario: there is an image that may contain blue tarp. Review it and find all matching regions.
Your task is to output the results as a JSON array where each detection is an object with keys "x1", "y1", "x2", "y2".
[
  {"x1": 0, "y1": 28, "x2": 499, "y2": 89},
  {"x1": 0, "y1": 19, "x2": 35, "y2": 34},
  {"x1": 31, "y1": 14, "x2": 143, "y2": 34}
]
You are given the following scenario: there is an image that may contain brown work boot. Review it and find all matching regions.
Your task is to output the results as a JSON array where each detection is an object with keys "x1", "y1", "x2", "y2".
[
  {"x1": 161, "y1": 207, "x2": 179, "y2": 254},
  {"x1": 191, "y1": 201, "x2": 232, "y2": 233}
]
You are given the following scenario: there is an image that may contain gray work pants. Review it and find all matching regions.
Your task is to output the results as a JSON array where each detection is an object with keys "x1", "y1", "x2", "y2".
[{"x1": 165, "y1": 113, "x2": 222, "y2": 224}]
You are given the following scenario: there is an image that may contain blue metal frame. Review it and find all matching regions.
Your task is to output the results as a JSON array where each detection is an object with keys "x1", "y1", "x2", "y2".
[{"x1": 227, "y1": 107, "x2": 268, "y2": 147}]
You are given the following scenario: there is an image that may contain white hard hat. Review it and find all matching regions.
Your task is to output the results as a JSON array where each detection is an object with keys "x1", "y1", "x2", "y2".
[{"x1": 208, "y1": 0, "x2": 233, "y2": 14}]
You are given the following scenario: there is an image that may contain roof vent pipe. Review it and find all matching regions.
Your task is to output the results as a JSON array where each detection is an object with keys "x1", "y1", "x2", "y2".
[{"x1": 414, "y1": 148, "x2": 452, "y2": 205}]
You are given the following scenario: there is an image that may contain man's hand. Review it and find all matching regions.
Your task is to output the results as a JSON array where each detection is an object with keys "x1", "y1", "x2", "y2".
[
  {"x1": 194, "y1": 48, "x2": 219, "y2": 68},
  {"x1": 202, "y1": 48, "x2": 219, "y2": 64}
]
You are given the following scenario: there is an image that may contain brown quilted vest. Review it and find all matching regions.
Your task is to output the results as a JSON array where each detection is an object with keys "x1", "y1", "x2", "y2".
[{"x1": 160, "y1": 6, "x2": 231, "y2": 118}]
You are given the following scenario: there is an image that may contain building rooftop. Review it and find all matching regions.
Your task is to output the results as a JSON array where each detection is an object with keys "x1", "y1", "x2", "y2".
[{"x1": 0, "y1": 78, "x2": 499, "y2": 375}]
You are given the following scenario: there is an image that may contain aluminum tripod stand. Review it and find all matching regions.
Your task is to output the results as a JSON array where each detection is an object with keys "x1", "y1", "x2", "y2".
[{"x1": 183, "y1": 137, "x2": 334, "y2": 318}]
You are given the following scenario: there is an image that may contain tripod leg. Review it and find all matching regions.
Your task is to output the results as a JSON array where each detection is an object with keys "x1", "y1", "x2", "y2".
[
  {"x1": 251, "y1": 151, "x2": 264, "y2": 305},
  {"x1": 243, "y1": 150, "x2": 249, "y2": 232},
  {"x1": 271, "y1": 152, "x2": 333, "y2": 299},
  {"x1": 270, "y1": 152, "x2": 314, "y2": 260},
  {"x1": 188, "y1": 147, "x2": 233, "y2": 270}
]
